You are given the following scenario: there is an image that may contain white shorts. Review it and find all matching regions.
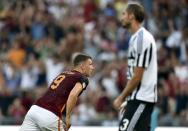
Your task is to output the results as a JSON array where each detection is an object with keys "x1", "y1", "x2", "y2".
[{"x1": 20, "y1": 105, "x2": 65, "y2": 131}]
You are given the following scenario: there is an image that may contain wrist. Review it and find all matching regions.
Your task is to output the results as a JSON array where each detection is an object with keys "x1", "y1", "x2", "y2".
[
  {"x1": 119, "y1": 95, "x2": 125, "y2": 101},
  {"x1": 66, "y1": 115, "x2": 71, "y2": 119}
]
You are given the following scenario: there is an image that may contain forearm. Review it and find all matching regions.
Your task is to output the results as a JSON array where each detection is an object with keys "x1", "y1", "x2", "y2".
[
  {"x1": 66, "y1": 95, "x2": 77, "y2": 118},
  {"x1": 119, "y1": 77, "x2": 141, "y2": 100}
]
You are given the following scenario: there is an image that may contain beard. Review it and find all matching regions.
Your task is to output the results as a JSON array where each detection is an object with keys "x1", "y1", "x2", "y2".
[{"x1": 121, "y1": 22, "x2": 131, "y2": 29}]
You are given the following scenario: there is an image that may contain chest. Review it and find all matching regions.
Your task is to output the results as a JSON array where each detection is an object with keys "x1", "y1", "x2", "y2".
[{"x1": 127, "y1": 37, "x2": 137, "y2": 66}]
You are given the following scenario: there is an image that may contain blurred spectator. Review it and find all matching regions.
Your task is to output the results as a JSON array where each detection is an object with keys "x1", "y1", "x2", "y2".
[
  {"x1": 8, "y1": 98, "x2": 26, "y2": 124},
  {"x1": 7, "y1": 37, "x2": 26, "y2": 69},
  {"x1": 95, "y1": 87, "x2": 111, "y2": 113},
  {"x1": 45, "y1": 53, "x2": 64, "y2": 85},
  {"x1": 20, "y1": 91, "x2": 34, "y2": 112},
  {"x1": 31, "y1": 11, "x2": 46, "y2": 40},
  {"x1": 83, "y1": 0, "x2": 98, "y2": 23},
  {"x1": 60, "y1": 26, "x2": 84, "y2": 62},
  {"x1": 3, "y1": 62, "x2": 21, "y2": 93},
  {"x1": 75, "y1": 96, "x2": 97, "y2": 125},
  {"x1": 20, "y1": 55, "x2": 37, "y2": 90}
]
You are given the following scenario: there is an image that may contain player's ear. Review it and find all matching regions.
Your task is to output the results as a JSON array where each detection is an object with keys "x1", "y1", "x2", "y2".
[
  {"x1": 129, "y1": 13, "x2": 135, "y2": 20},
  {"x1": 80, "y1": 63, "x2": 85, "y2": 72}
]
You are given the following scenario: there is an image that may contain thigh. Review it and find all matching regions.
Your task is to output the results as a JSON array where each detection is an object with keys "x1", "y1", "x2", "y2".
[
  {"x1": 135, "y1": 104, "x2": 154, "y2": 131},
  {"x1": 119, "y1": 101, "x2": 147, "y2": 131},
  {"x1": 40, "y1": 117, "x2": 64, "y2": 131},
  {"x1": 19, "y1": 112, "x2": 40, "y2": 131}
]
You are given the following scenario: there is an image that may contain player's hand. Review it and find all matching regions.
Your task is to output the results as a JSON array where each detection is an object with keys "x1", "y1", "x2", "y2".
[
  {"x1": 120, "y1": 101, "x2": 127, "y2": 115},
  {"x1": 113, "y1": 96, "x2": 124, "y2": 111},
  {"x1": 65, "y1": 117, "x2": 71, "y2": 131}
]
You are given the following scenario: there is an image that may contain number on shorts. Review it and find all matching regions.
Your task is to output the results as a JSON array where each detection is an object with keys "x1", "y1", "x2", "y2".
[
  {"x1": 51, "y1": 75, "x2": 65, "y2": 90},
  {"x1": 120, "y1": 118, "x2": 129, "y2": 131}
]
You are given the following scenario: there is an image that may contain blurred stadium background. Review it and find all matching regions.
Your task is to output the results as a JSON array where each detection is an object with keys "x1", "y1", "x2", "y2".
[{"x1": 0, "y1": 0, "x2": 187, "y2": 130}]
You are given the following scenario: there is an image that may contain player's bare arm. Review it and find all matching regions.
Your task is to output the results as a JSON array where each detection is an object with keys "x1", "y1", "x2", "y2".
[
  {"x1": 113, "y1": 67, "x2": 144, "y2": 110},
  {"x1": 65, "y1": 82, "x2": 83, "y2": 131}
]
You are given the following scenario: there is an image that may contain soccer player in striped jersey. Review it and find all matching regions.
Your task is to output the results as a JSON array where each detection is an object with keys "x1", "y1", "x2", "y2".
[
  {"x1": 113, "y1": 2, "x2": 157, "y2": 131},
  {"x1": 20, "y1": 53, "x2": 94, "y2": 131}
]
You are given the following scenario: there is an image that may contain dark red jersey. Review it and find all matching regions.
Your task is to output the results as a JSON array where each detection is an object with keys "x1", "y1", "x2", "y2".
[{"x1": 35, "y1": 70, "x2": 89, "y2": 117}]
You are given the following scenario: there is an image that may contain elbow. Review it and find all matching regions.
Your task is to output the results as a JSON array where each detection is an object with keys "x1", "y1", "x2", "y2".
[{"x1": 133, "y1": 76, "x2": 142, "y2": 84}]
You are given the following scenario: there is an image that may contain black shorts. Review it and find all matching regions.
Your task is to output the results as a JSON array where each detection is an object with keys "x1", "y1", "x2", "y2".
[{"x1": 119, "y1": 100, "x2": 154, "y2": 131}]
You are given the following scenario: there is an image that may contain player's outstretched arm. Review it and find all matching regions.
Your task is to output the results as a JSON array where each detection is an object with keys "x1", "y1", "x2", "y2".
[
  {"x1": 113, "y1": 67, "x2": 144, "y2": 110},
  {"x1": 65, "y1": 82, "x2": 83, "y2": 131}
]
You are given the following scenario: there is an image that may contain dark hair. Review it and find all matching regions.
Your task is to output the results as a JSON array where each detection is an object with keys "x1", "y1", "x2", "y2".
[
  {"x1": 126, "y1": 3, "x2": 145, "y2": 23},
  {"x1": 73, "y1": 53, "x2": 92, "y2": 66}
]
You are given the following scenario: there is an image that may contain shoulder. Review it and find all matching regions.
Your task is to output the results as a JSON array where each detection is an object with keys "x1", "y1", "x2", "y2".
[
  {"x1": 135, "y1": 28, "x2": 154, "y2": 54},
  {"x1": 73, "y1": 73, "x2": 89, "y2": 89},
  {"x1": 79, "y1": 75, "x2": 89, "y2": 84},
  {"x1": 78, "y1": 75, "x2": 89, "y2": 90},
  {"x1": 142, "y1": 28, "x2": 155, "y2": 42}
]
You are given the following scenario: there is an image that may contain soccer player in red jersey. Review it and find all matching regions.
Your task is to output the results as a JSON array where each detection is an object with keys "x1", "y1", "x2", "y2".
[{"x1": 20, "y1": 53, "x2": 94, "y2": 131}]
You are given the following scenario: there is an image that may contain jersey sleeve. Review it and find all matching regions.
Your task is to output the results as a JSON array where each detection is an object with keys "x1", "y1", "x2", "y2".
[
  {"x1": 79, "y1": 76, "x2": 89, "y2": 90},
  {"x1": 134, "y1": 31, "x2": 153, "y2": 68}
]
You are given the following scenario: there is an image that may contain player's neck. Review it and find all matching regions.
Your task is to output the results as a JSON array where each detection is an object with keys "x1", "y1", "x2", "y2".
[
  {"x1": 72, "y1": 67, "x2": 83, "y2": 74},
  {"x1": 130, "y1": 22, "x2": 141, "y2": 34}
]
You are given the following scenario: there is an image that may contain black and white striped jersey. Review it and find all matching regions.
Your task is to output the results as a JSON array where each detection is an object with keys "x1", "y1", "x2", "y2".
[{"x1": 126, "y1": 27, "x2": 157, "y2": 103}]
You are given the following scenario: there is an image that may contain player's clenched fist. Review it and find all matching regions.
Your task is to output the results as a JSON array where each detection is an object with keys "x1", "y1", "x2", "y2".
[
  {"x1": 113, "y1": 96, "x2": 123, "y2": 111},
  {"x1": 65, "y1": 117, "x2": 71, "y2": 131}
]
